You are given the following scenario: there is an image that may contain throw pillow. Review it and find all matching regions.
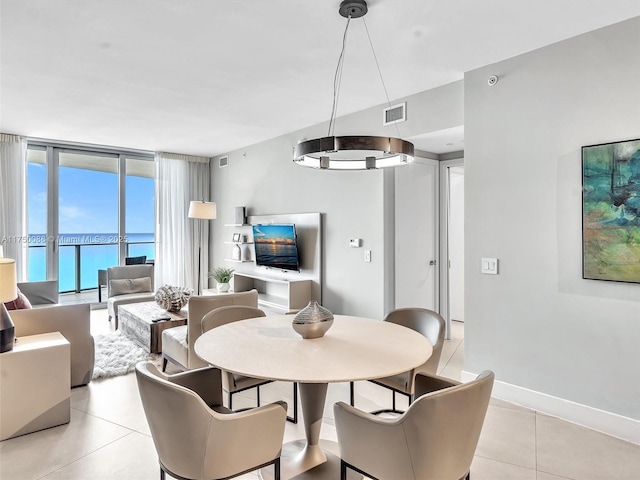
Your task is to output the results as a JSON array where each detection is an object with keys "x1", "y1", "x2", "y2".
[
  {"x1": 4, "y1": 289, "x2": 33, "y2": 310},
  {"x1": 109, "y1": 277, "x2": 152, "y2": 296}
]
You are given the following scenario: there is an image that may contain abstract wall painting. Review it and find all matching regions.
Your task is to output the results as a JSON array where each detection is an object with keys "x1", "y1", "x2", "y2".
[{"x1": 582, "y1": 138, "x2": 640, "y2": 283}]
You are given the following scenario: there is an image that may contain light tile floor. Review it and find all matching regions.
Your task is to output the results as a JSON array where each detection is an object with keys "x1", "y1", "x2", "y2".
[{"x1": 1, "y1": 312, "x2": 638, "y2": 479}]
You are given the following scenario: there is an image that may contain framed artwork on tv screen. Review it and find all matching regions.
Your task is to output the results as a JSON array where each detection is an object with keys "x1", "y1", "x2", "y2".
[{"x1": 582, "y1": 138, "x2": 640, "y2": 283}]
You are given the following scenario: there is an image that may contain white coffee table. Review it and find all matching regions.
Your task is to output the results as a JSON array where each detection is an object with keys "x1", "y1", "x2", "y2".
[{"x1": 194, "y1": 314, "x2": 431, "y2": 479}]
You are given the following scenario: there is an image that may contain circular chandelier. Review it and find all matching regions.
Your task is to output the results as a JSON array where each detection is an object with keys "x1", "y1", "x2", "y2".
[{"x1": 293, "y1": 0, "x2": 414, "y2": 171}]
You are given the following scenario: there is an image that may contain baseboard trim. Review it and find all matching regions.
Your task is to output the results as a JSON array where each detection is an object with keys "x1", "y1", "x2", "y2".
[{"x1": 461, "y1": 370, "x2": 640, "y2": 445}]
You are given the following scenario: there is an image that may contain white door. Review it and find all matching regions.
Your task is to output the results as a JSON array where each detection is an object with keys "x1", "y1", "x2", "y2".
[{"x1": 394, "y1": 158, "x2": 439, "y2": 311}]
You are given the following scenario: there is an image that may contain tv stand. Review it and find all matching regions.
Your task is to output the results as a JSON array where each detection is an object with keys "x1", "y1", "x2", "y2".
[{"x1": 233, "y1": 272, "x2": 311, "y2": 313}]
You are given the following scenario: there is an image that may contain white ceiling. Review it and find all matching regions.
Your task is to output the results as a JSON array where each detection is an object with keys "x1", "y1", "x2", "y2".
[{"x1": 2, "y1": 0, "x2": 640, "y2": 157}]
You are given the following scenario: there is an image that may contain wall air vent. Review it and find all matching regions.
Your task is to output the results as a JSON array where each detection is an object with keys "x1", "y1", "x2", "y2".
[
  {"x1": 219, "y1": 156, "x2": 229, "y2": 168},
  {"x1": 383, "y1": 102, "x2": 406, "y2": 126}
]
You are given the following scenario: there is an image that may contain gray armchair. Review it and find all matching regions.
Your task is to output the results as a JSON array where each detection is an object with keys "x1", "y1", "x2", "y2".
[
  {"x1": 106, "y1": 264, "x2": 155, "y2": 328},
  {"x1": 10, "y1": 303, "x2": 95, "y2": 386},
  {"x1": 335, "y1": 370, "x2": 495, "y2": 480},
  {"x1": 350, "y1": 307, "x2": 446, "y2": 414},
  {"x1": 16, "y1": 280, "x2": 59, "y2": 306},
  {"x1": 135, "y1": 361, "x2": 287, "y2": 480}
]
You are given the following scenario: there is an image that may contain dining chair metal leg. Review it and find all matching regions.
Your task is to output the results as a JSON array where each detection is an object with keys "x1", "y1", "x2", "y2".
[
  {"x1": 274, "y1": 457, "x2": 281, "y2": 480},
  {"x1": 349, "y1": 381, "x2": 355, "y2": 406},
  {"x1": 257, "y1": 385, "x2": 261, "y2": 406},
  {"x1": 286, "y1": 382, "x2": 298, "y2": 424},
  {"x1": 161, "y1": 358, "x2": 167, "y2": 372},
  {"x1": 341, "y1": 459, "x2": 347, "y2": 480},
  {"x1": 160, "y1": 467, "x2": 165, "y2": 480},
  {"x1": 228, "y1": 390, "x2": 233, "y2": 410}
]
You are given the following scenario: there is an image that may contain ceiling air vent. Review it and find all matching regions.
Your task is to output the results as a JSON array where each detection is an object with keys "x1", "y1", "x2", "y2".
[
  {"x1": 219, "y1": 156, "x2": 229, "y2": 168},
  {"x1": 383, "y1": 102, "x2": 406, "y2": 126}
]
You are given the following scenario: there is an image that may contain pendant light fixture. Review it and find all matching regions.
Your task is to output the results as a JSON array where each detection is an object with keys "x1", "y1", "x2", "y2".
[{"x1": 293, "y1": 0, "x2": 414, "y2": 170}]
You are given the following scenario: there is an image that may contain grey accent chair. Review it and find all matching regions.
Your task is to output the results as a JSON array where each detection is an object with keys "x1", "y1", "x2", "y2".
[
  {"x1": 201, "y1": 305, "x2": 298, "y2": 424},
  {"x1": 135, "y1": 361, "x2": 286, "y2": 480},
  {"x1": 350, "y1": 307, "x2": 445, "y2": 414},
  {"x1": 106, "y1": 264, "x2": 155, "y2": 329},
  {"x1": 161, "y1": 290, "x2": 259, "y2": 371},
  {"x1": 10, "y1": 303, "x2": 95, "y2": 386},
  {"x1": 335, "y1": 370, "x2": 495, "y2": 480},
  {"x1": 16, "y1": 280, "x2": 59, "y2": 306}
]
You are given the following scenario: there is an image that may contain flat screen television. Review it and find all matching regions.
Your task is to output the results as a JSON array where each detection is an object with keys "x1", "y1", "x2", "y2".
[{"x1": 252, "y1": 224, "x2": 300, "y2": 271}]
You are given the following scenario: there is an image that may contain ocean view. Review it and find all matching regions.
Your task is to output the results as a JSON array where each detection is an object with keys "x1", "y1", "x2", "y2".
[{"x1": 28, "y1": 233, "x2": 155, "y2": 292}]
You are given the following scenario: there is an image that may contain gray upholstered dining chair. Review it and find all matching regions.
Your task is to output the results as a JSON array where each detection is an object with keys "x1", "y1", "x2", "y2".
[
  {"x1": 350, "y1": 307, "x2": 446, "y2": 414},
  {"x1": 161, "y1": 290, "x2": 259, "y2": 371},
  {"x1": 335, "y1": 370, "x2": 495, "y2": 480},
  {"x1": 201, "y1": 305, "x2": 298, "y2": 423},
  {"x1": 135, "y1": 361, "x2": 287, "y2": 480}
]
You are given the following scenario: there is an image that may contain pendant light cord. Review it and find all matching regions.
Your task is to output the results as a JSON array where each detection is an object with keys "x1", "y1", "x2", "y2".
[
  {"x1": 328, "y1": 16, "x2": 351, "y2": 137},
  {"x1": 328, "y1": 14, "x2": 402, "y2": 139},
  {"x1": 363, "y1": 17, "x2": 401, "y2": 138}
]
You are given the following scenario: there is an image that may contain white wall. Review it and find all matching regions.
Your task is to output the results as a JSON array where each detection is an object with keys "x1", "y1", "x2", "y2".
[
  {"x1": 209, "y1": 82, "x2": 463, "y2": 319},
  {"x1": 449, "y1": 166, "x2": 465, "y2": 321},
  {"x1": 464, "y1": 16, "x2": 640, "y2": 431}
]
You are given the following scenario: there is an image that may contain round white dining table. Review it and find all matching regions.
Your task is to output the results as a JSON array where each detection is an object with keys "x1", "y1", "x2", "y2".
[{"x1": 194, "y1": 314, "x2": 432, "y2": 480}]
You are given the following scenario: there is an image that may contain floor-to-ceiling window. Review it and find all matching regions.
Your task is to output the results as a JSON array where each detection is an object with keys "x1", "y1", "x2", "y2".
[
  {"x1": 26, "y1": 142, "x2": 155, "y2": 299},
  {"x1": 125, "y1": 157, "x2": 155, "y2": 261}
]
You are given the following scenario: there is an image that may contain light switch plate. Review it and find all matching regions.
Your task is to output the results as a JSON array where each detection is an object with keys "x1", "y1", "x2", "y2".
[
  {"x1": 364, "y1": 250, "x2": 372, "y2": 262},
  {"x1": 481, "y1": 257, "x2": 498, "y2": 274}
]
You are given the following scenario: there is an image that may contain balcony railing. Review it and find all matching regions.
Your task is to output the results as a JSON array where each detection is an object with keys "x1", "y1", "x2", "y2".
[{"x1": 28, "y1": 241, "x2": 154, "y2": 294}]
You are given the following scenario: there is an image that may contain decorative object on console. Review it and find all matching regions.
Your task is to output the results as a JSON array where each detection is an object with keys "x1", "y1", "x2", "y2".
[
  {"x1": 209, "y1": 267, "x2": 234, "y2": 293},
  {"x1": 235, "y1": 206, "x2": 246, "y2": 225},
  {"x1": 241, "y1": 243, "x2": 251, "y2": 261},
  {"x1": 154, "y1": 285, "x2": 193, "y2": 312},
  {"x1": 0, "y1": 257, "x2": 17, "y2": 353},
  {"x1": 292, "y1": 301, "x2": 334, "y2": 339},
  {"x1": 188, "y1": 199, "x2": 217, "y2": 295},
  {"x1": 582, "y1": 138, "x2": 640, "y2": 283},
  {"x1": 292, "y1": 0, "x2": 414, "y2": 171},
  {"x1": 231, "y1": 244, "x2": 241, "y2": 261}
]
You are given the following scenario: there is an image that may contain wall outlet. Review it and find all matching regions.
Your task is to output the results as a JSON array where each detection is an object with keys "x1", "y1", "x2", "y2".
[{"x1": 364, "y1": 250, "x2": 372, "y2": 262}]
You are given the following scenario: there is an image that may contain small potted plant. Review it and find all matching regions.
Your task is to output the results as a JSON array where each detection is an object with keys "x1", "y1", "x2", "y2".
[{"x1": 209, "y1": 267, "x2": 234, "y2": 293}]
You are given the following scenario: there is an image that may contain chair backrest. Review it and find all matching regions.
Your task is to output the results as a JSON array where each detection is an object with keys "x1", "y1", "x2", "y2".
[
  {"x1": 16, "y1": 280, "x2": 59, "y2": 305},
  {"x1": 135, "y1": 362, "x2": 220, "y2": 479},
  {"x1": 106, "y1": 265, "x2": 154, "y2": 297},
  {"x1": 125, "y1": 255, "x2": 147, "y2": 265},
  {"x1": 404, "y1": 370, "x2": 494, "y2": 480},
  {"x1": 201, "y1": 305, "x2": 266, "y2": 334},
  {"x1": 384, "y1": 308, "x2": 445, "y2": 376},
  {"x1": 187, "y1": 290, "x2": 259, "y2": 368}
]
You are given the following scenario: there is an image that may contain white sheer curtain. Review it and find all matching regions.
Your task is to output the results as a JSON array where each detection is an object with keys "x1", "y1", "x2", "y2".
[
  {"x1": 155, "y1": 152, "x2": 211, "y2": 291},
  {"x1": 0, "y1": 134, "x2": 27, "y2": 280}
]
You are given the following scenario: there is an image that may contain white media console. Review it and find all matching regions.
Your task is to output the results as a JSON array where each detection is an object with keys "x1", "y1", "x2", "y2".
[{"x1": 224, "y1": 212, "x2": 322, "y2": 313}]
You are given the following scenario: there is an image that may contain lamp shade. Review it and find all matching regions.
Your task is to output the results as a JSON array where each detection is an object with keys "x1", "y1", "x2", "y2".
[
  {"x1": 188, "y1": 201, "x2": 217, "y2": 220},
  {"x1": 0, "y1": 258, "x2": 17, "y2": 303}
]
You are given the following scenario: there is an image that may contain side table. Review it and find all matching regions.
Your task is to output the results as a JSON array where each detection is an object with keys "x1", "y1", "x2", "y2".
[{"x1": 0, "y1": 332, "x2": 70, "y2": 441}]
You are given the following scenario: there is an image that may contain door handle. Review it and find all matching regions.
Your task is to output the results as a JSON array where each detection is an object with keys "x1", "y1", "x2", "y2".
[{"x1": 429, "y1": 260, "x2": 436, "y2": 266}]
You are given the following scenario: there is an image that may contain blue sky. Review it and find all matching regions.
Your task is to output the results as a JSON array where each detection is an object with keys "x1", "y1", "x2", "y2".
[{"x1": 28, "y1": 163, "x2": 155, "y2": 235}]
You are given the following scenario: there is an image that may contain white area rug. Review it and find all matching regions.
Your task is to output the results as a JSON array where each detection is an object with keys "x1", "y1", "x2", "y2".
[{"x1": 92, "y1": 330, "x2": 152, "y2": 380}]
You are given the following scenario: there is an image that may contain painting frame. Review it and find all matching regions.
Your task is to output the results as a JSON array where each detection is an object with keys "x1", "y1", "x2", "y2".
[{"x1": 582, "y1": 138, "x2": 640, "y2": 283}]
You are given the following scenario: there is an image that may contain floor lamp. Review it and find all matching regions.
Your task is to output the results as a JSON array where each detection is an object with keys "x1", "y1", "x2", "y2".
[{"x1": 188, "y1": 200, "x2": 217, "y2": 295}]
